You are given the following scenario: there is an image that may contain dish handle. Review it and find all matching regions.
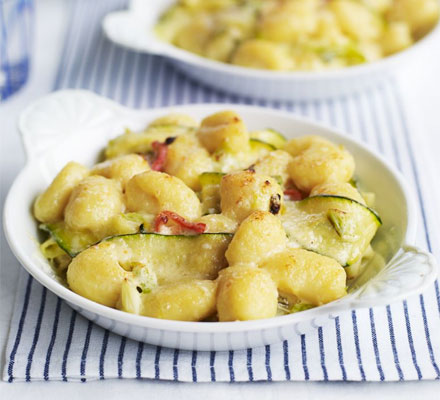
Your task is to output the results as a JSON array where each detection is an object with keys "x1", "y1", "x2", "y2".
[
  {"x1": 343, "y1": 245, "x2": 438, "y2": 309},
  {"x1": 102, "y1": 9, "x2": 167, "y2": 55},
  {"x1": 18, "y1": 90, "x2": 138, "y2": 160}
]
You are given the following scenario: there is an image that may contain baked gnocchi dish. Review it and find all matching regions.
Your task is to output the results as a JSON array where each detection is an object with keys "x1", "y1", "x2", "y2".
[
  {"x1": 35, "y1": 110, "x2": 382, "y2": 322},
  {"x1": 155, "y1": 0, "x2": 439, "y2": 71}
]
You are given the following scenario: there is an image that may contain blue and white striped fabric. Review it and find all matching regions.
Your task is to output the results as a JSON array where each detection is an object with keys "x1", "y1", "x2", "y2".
[{"x1": 4, "y1": 0, "x2": 440, "y2": 382}]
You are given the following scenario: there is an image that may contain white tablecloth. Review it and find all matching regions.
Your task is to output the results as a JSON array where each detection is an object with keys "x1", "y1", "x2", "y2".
[{"x1": 1, "y1": 0, "x2": 440, "y2": 398}]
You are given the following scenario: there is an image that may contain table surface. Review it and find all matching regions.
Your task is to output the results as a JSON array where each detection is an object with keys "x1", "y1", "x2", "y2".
[{"x1": 1, "y1": 1, "x2": 440, "y2": 398}]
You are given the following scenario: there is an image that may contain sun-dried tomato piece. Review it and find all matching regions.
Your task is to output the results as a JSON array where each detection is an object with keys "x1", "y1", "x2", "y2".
[
  {"x1": 284, "y1": 188, "x2": 303, "y2": 201},
  {"x1": 154, "y1": 211, "x2": 206, "y2": 234},
  {"x1": 150, "y1": 141, "x2": 168, "y2": 171}
]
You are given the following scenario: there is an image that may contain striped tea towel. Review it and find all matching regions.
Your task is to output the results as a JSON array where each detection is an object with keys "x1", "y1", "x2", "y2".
[{"x1": 4, "y1": 0, "x2": 440, "y2": 382}]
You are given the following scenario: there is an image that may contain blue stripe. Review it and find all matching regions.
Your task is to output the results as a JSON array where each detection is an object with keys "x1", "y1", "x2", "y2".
[
  {"x1": 67, "y1": 1, "x2": 100, "y2": 89},
  {"x1": 81, "y1": 29, "x2": 106, "y2": 90},
  {"x1": 72, "y1": 1, "x2": 101, "y2": 88},
  {"x1": 7, "y1": 275, "x2": 32, "y2": 382},
  {"x1": 325, "y1": 98, "x2": 337, "y2": 128},
  {"x1": 419, "y1": 294, "x2": 440, "y2": 378},
  {"x1": 134, "y1": 54, "x2": 156, "y2": 108},
  {"x1": 25, "y1": 287, "x2": 47, "y2": 382},
  {"x1": 313, "y1": 99, "x2": 323, "y2": 122},
  {"x1": 173, "y1": 70, "x2": 186, "y2": 105},
  {"x1": 117, "y1": 336, "x2": 126, "y2": 378},
  {"x1": 191, "y1": 350, "x2": 198, "y2": 382},
  {"x1": 80, "y1": 321, "x2": 93, "y2": 382},
  {"x1": 350, "y1": 93, "x2": 367, "y2": 142},
  {"x1": 119, "y1": 51, "x2": 136, "y2": 104},
  {"x1": 361, "y1": 89, "x2": 384, "y2": 153},
  {"x1": 369, "y1": 308, "x2": 385, "y2": 381},
  {"x1": 105, "y1": 47, "x2": 125, "y2": 99},
  {"x1": 298, "y1": 100, "x2": 308, "y2": 116},
  {"x1": 146, "y1": 56, "x2": 163, "y2": 107},
  {"x1": 317, "y1": 327, "x2": 328, "y2": 381},
  {"x1": 334, "y1": 317, "x2": 347, "y2": 381},
  {"x1": 79, "y1": 0, "x2": 116, "y2": 90},
  {"x1": 210, "y1": 351, "x2": 216, "y2": 382},
  {"x1": 265, "y1": 345, "x2": 272, "y2": 381},
  {"x1": 228, "y1": 350, "x2": 235, "y2": 382},
  {"x1": 282, "y1": 340, "x2": 291, "y2": 380},
  {"x1": 99, "y1": 330, "x2": 110, "y2": 380},
  {"x1": 386, "y1": 305, "x2": 404, "y2": 380},
  {"x1": 92, "y1": 33, "x2": 114, "y2": 94},
  {"x1": 61, "y1": 310, "x2": 77, "y2": 382},
  {"x1": 158, "y1": 62, "x2": 174, "y2": 106},
  {"x1": 435, "y1": 281, "x2": 440, "y2": 316},
  {"x1": 377, "y1": 83, "x2": 403, "y2": 171},
  {"x1": 403, "y1": 301, "x2": 422, "y2": 379},
  {"x1": 351, "y1": 311, "x2": 366, "y2": 380},
  {"x1": 55, "y1": 0, "x2": 87, "y2": 89},
  {"x1": 154, "y1": 346, "x2": 162, "y2": 380},
  {"x1": 388, "y1": 82, "x2": 431, "y2": 251},
  {"x1": 43, "y1": 298, "x2": 62, "y2": 381},
  {"x1": 246, "y1": 348, "x2": 253, "y2": 381},
  {"x1": 135, "y1": 341, "x2": 144, "y2": 379},
  {"x1": 340, "y1": 96, "x2": 353, "y2": 134},
  {"x1": 300, "y1": 334, "x2": 309, "y2": 380},
  {"x1": 434, "y1": 279, "x2": 440, "y2": 314},
  {"x1": 173, "y1": 348, "x2": 179, "y2": 381}
]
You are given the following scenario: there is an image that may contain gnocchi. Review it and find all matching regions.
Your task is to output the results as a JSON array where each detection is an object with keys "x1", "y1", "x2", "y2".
[
  {"x1": 285, "y1": 135, "x2": 355, "y2": 193},
  {"x1": 64, "y1": 175, "x2": 124, "y2": 233},
  {"x1": 35, "y1": 110, "x2": 381, "y2": 322},
  {"x1": 261, "y1": 249, "x2": 347, "y2": 306},
  {"x1": 133, "y1": 280, "x2": 217, "y2": 321},
  {"x1": 220, "y1": 171, "x2": 284, "y2": 222},
  {"x1": 217, "y1": 265, "x2": 278, "y2": 321},
  {"x1": 155, "y1": 0, "x2": 439, "y2": 71},
  {"x1": 91, "y1": 154, "x2": 150, "y2": 190},
  {"x1": 34, "y1": 161, "x2": 89, "y2": 223},
  {"x1": 125, "y1": 170, "x2": 202, "y2": 220}
]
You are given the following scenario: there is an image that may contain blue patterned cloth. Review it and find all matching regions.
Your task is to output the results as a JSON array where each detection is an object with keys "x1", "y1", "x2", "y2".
[
  {"x1": 4, "y1": 0, "x2": 440, "y2": 382},
  {"x1": 0, "y1": 0, "x2": 33, "y2": 101}
]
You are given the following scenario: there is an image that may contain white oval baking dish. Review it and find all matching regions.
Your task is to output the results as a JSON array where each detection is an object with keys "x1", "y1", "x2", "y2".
[
  {"x1": 102, "y1": 0, "x2": 440, "y2": 101},
  {"x1": 3, "y1": 90, "x2": 437, "y2": 350}
]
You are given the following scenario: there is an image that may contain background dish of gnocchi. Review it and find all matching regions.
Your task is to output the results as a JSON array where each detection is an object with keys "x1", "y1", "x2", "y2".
[
  {"x1": 103, "y1": 0, "x2": 440, "y2": 100},
  {"x1": 155, "y1": 0, "x2": 440, "y2": 71},
  {"x1": 3, "y1": 90, "x2": 437, "y2": 350}
]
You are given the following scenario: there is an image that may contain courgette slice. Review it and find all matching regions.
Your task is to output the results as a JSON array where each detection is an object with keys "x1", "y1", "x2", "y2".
[
  {"x1": 212, "y1": 139, "x2": 276, "y2": 173},
  {"x1": 250, "y1": 129, "x2": 287, "y2": 149},
  {"x1": 199, "y1": 171, "x2": 225, "y2": 187},
  {"x1": 282, "y1": 195, "x2": 381, "y2": 266},
  {"x1": 199, "y1": 172, "x2": 225, "y2": 214},
  {"x1": 94, "y1": 232, "x2": 233, "y2": 284},
  {"x1": 249, "y1": 138, "x2": 276, "y2": 154},
  {"x1": 244, "y1": 138, "x2": 277, "y2": 167},
  {"x1": 40, "y1": 222, "x2": 99, "y2": 257},
  {"x1": 105, "y1": 125, "x2": 194, "y2": 159}
]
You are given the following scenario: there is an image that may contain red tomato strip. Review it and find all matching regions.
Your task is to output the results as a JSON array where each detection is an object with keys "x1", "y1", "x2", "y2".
[
  {"x1": 151, "y1": 141, "x2": 168, "y2": 171},
  {"x1": 284, "y1": 188, "x2": 303, "y2": 201},
  {"x1": 154, "y1": 211, "x2": 207, "y2": 234}
]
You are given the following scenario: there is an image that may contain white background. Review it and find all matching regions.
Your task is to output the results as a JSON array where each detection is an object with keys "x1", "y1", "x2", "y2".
[{"x1": 1, "y1": 1, "x2": 440, "y2": 398}]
